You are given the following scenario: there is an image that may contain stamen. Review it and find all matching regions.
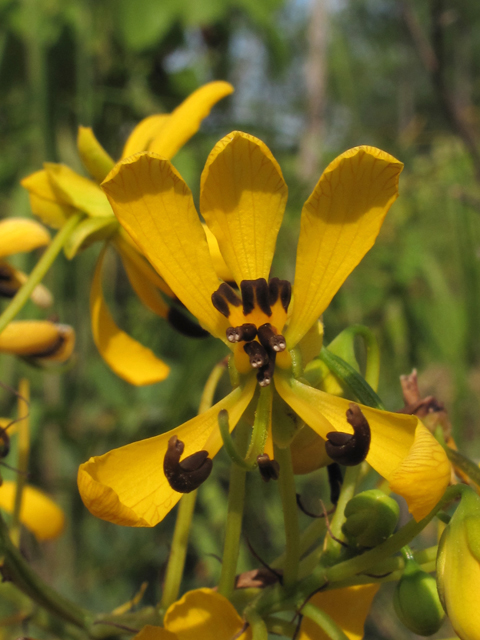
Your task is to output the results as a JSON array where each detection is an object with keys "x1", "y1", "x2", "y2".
[
  {"x1": 0, "y1": 267, "x2": 16, "y2": 298},
  {"x1": 226, "y1": 323, "x2": 257, "y2": 343},
  {"x1": 257, "y1": 453, "x2": 280, "y2": 482},
  {"x1": 168, "y1": 307, "x2": 210, "y2": 338},
  {"x1": 28, "y1": 334, "x2": 66, "y2": 359},
  {"x1": 164, "y1": 435, "x2": 213, "y2": 493},
  {"x1": 241, "y1": 279, "x2": 272, "y2": 317},
  {"x1": 325, "y1": 404, "x2": 371, "y2": 466},
  {"x1": 240, "y1": 280, "x2": 255, "y2": 315},
  {"x1": 268, "y1": 278, "x2": 292, "y2": 312},
  {"x1": 244, "y1": 341, "x2": 269, "y2": 368},
  {"x1": 257, "y1": 323, "x2": 286, "y2": 352},
  {"x1": 257, "y1": 355, "x2": 275, "y2": 386},
  {"x1": 211, "y1": 283, "x2": 242, "y2": 318}
]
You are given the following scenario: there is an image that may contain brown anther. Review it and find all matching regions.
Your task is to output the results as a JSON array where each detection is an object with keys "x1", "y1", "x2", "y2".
[
  {"x1": 257, "y1": 356, "x2": 275, "y2": 387},
  {"x1": 257, "y1": 323, "x2": 286, "y2": 352},
  {"x1": 325, "y1": 404, "x2": 371, "y2": 466},
  {"x1": 211, "y1": 283, "x2": 241, "y2": 318},
  {"x1": 0, "y1": 428, "x2": 10, "y2": 459},
  {"x1": 243, "y1": 341, "x2": 269, "y2": 368},
  {"x1": 164, "y1": 435, "x2": 212, "y2": 493},
  {"x1": 0, "y1": 266, "x2": 17, "y2": 298},
  {"x1": 241, "y1": 279, "x2": 272, "y2": 316},
  {"x1": 226, "y1": 323, "x2": 257, "y2": 343},
  {"x1": 257, "y1": 453, "x2": 280, "y2": 482},
  {"x1": 327, "y1": 463, "x2": 343, "y2": 506},
  {"x1": 268, "y1": 277, "x2": 292, "y2": 312},
  {"x1": 28, "y1": 334, "x2": 66, "y2": 359}
]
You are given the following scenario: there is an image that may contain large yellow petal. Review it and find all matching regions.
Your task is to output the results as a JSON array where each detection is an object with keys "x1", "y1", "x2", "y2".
[
  {"x1": 275, "y1": 372, "x2": 450, "y2": 520},
  {"x1": 102, "y1": 153, "x2": 228, "y2": 340},
  {"x1": 0, "y1": 481, "x2": 65, "y2": 541},
  {"x1": 119, "y1": 250, "x2": 169, "y2": 319},
  {"x1": 21, "y1": 169, "x2": 75, "y2": 228},
  {"x1": 200, "y1": 131, "x2": 287, "y2": 285},
  {"x1": 148, "y1": 82, "x2": 234, "y2": 160},
  {"x1": 77, "y1": 126, "x2": 115, "y2": 183},
  {"x1": 122, "y1": 115, "x2": 170, "y2": 159},
  {"x1": 164, "y1": 589, "x2": 251, "y2": 640},
  {"x1": 202, "y1": 224, "x2": 232, "y2": 282},
  {"x1": 286, "y1": 147, "x2": 403, "y2": 348},
  {"x1": 77, "y1": 376, "x2": 256, "y2": 527},
  {"x1": 0, "y1": 218, "x2": 50, "y2": 258},
  {"x1": 44, "y1": 163, "x2": 112, "y2": 218},
  {"x1": 298, "y1": 584, "x2": 379, "y2": 640},
  {"x1": 90, "y1": 248, "x2": 170, "y2": 386},
  {"x1": 0, "y1": 320, "x2": 72, "y2": 360},
  {"x1": 134, "y1": 626, "x2": 177, "y2": 640}
]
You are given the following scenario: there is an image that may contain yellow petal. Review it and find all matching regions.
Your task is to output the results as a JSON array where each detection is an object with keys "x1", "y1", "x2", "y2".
[
  {"x1": 0, "y1": 218, "x2": 50, "y2": 258},
  {"x1": 122, "y1": 115, "x2": 170, "y2": 159},
  {"x1": 63, "y1": 216, "x2": 119, "y2": 260},
  {"x1": 200, "y1": 131, "x2": 287, "y2": 284},
  {"x1": 26, "y1": 193, "x2": 74, "y2": 228},
  {"x1": 102, "y1": 153, "x2": 228, "y2": 340},
  {"x1": 274, "y1": 372, "x2": 450, "y2": 520},
  {"x1": 77, "y1": 376, "x2": 256, "y2": 527},
  {"x1": 290, "y1": 425, "x2": 331, "y2": 475},
  {"x1": 298, "y1": 585, "x2": 379, "y2": 640},
  {"x1": 0, "y1": 481, "x2": 65, "y2": 541},
  {"x1": 45, "y1": 163, "x2": 112, "y2": 218},
  {"x1": 90, "y1": 248, "x2": 170, "y2": 386},
  {"x1": 77, "y1": 126, "x2": 115, "y2": 183},
  {"x1": 0, "y1": 320, "x2": 72, "y2": 360},
  {"x1": 286, "y1": 147, "x2": 403, "y2": 348},
  {"x1": 134, "y1": 626, "x2": 177, "y2": 640},
  {"x1": 164, "y1": 588, "x2": 251, "y2": 640},
  {"x1": 203, "y1": 223, "x2": 232, "y2": 282},
  {"x1": 148, "y1": 81, "x2": 234, "y2": 160},
  {"x1": 120, "y1": 251, "x2": 169, "y2": 319}
]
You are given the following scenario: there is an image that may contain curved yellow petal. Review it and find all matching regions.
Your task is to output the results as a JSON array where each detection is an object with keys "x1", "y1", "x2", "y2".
[
  {"x1": 63, "y1": 216, "x2": 119, "y2": 260},
  {"x1": 102, "y1": 153, "x2": 228, "y2": 340},
  {"x1": 77, "y1": 376, "x2": 256, "y2": 527},
  {"x1": 200, "y1": 131, "x2": 287, "y2": 285},
  {"x1": 203, "y1": 224, "x2": 232, "y2": 283},
  {"x1": 0, "y1": 218, "x2": 50, "y2": 258},
  {"x1": 286, "y1": 147, "x2": 403, "y2": 348},
  {"x1": 77, "y1": 126, "x2": 115, "y2": 183},
  {"x1": 148, "y1": 81, "x2": 234, "y2": 160},
  {"x1": 134, "y1": 626, "x2": 177, "y2": 640},
  {"x1": 0, "y1": 320, "x2": 70, "y2": 358},
  {"x1": 90, "y1": 248, "x2": 170, "y2": 386},
  {"x1": 120, "y1": 251, "x2": 169, "y2": 319},
  {"x1": 44, "y1": 163, "x2": 112, "y2": 218},
  {"x1": 275, "y1": 372, "x2": 450, "y2": 520},
  {"x1": 164, "y1": 588, "x2": 251, "y2": 640},
  {"x1": 122, "y1": 115, "x2": 170, "y2": 159},
  {"x1": 0, "y1": 481, "x2": 65, "y2": 541},
  {"x1": 26, "y1": 193, "x2": 73, "y2": 228},
  {"x1": 298, "y1": 585, "x2": 379, "y2": 640}
]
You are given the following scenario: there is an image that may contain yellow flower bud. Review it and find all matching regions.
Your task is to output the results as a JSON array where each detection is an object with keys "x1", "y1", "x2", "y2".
[{"x1": 437, "y1": 487, "x2": 480, "y2": 640}]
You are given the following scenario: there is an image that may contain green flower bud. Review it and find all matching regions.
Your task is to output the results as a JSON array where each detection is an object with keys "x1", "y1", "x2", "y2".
[
  {"x1": 342, "y1": 489, "x2": 399, "y2": 547},
  {"x1": 394, "y1": 557, "x2": 444, "y2": 636}
]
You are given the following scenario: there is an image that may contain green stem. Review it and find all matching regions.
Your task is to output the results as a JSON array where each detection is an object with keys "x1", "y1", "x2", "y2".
[
  {"x1": 446, "y1": 446, "x2": 480, "y2": 487},
  {"x1": 0, "y1": 214, "x2": 83, "y2": 335},
  {"x1": 245, "y1": 609, "x2": 268, "y2": 640},
  {"x1": 272, "y1": 516, "x2": 326, "y2": 571},
  {"x1": 339, "y1": 325, "x2": 381, "y2": 392},
  {"x1": 245, "y1": 385, "x2": 272, "y2": 465},
  {"x1": 198, "y1": 360, "x2": 227, "y2": 415},
  {"x1": 218, "y1": 422, "x2": 250, "y2": 599},
  {"x1": 159, "y1": 491, "x2": 197, "y2": 612},
  {"x1": 265, "y1": 616, "x2": 297, "y2": 638},
  {"x1": 325, "y1": 465, "x2": 359, "y2": 557},
  {"x1": 11, "y1": 378, "x2": 30, "y2": 546},
  {"x1": 274, "y1": 443, "x2": 300, "y2": 590},
  {"x1": 302, "y1": 603, "x2": 349, "y2": 640}
]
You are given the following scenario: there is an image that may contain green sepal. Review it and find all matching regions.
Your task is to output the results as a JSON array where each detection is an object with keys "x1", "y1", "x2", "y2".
[
  {"x1": 342, "y1": 489, "x2": 399, "y2": 547},
  {"x1": 64, "y1": 217, "x2": 119, "y2": 259}
]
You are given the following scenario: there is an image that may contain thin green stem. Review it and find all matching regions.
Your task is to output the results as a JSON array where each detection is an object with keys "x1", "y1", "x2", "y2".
[
  {"x1": 198, "y1": 360, "x2": 227, "y2": 415},
  {"x1": 274, "y1": 443, "x2": 300, "y2": 590},
  {"x1": 325, "y1": 465, "x2": 359, "y2": 557},
  {"x1": 0, "y1": 214, "x2": 83, "y2": 335},
  {"x1": 339, "y1": 325, "x2": 381, "y2": 392},
  {"x1": 218, "y1": 422, "x2": 250, "y2": 600},
  {"x1": 301, "y1": 603, "x2": 349, "y2": 640},
  {"x1": 446, "y1": 446, "x2": 480, "y2": 487},
  {"x1": 245, "y1": 609, "x2": 268, "y2": 640},
  {"x1": 11, "y1": 378, "x2": 30, "y2": 546},
  {"x1": 272, "y1": 516, "x2": 327, "y2": 571},
  {"x1": 245, "y1": 385, "x2": 272, "y2": 465},
  {"x1": 159, "y1": 491, "x2": 197, "y2": 612},
  {"x1": 265, "y1": 616, "x2": 297, "y2": 638}
]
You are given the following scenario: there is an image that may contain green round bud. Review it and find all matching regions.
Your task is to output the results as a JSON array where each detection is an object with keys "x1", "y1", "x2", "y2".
[
  {"x1": 342, "y1": 489, "x2": 400, "y2": 547},
  {"x1": 394, "y1": 558, "x2": 445, "y2": 636}
]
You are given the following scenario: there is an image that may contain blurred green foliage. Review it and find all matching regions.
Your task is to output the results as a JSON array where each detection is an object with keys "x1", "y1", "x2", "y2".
[{"x1": 1, "y1": 0, "x2": 480, "y2": 637}]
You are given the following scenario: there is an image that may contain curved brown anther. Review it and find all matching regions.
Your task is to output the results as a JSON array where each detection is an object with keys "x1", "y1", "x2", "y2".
[
  {"x1": 164, "y1": 435, "x2": 213, "y2": 493},
  {"x1": 325, "y1": 404, "x2": 371, "y2": 466},
  {"x1": 268, "y1": 278, "x2": 292, "y2": 312},
  {"x1": 257, "y1": 355, "x2": 275, "y2": 386},
  {"x1": 257, "y1": 323, "x2": 286, "y2": 352},
  {"x1": 226, "y1": 323, "x2": 257, "y2": 343},
  {"x1": 211, "y1": 283, "x2": 242, "y2": 318},
  {"x1": 241, "y1": 279, "x2": 272, "y2": 317},
  {"x1": 243, "y1": 341, "x2": 269, "y2": 368},
  {"x1": 257, "y1": 453, "x2": 280, "y2": 482}
]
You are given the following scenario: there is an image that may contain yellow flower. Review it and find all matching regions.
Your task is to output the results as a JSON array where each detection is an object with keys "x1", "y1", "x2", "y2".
[
  {"x1": 21, "y1": 82, "x2": 233, "y2": 385},
  {"x1": 77, "y1": 131, "x2": 450, "y2": 527},
  {"x1": 134, "y1": 589, "x2": 251, "y2": 640},
  {"x1": 0, "y1": 480, "x2": 65, "y2": 541},
  {"x1": 298, "y1": 584, "x2": 379, "y2": 640},
  {"x1": 0, "y1": 320, "x2": 75, "y2": 363},
  {"x1": 0, "y1": 217, "x2": 52, "y2": 307},
  {"x1": 437, "y1": 487, "x2": 480, "y2": 640}
]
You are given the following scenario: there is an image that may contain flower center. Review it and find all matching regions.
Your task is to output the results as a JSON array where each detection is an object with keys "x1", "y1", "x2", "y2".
[{"x1": 211, "y1": 278, "x2": 291, "y2": 386}]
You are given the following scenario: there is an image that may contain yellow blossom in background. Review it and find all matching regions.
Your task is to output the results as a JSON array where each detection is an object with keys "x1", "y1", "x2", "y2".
[
  {"x1": 0, "y1": 481, "x2": 65, "y2": 541},
  {"x1": 21, "y1": 82, "x2": 233, "y2": 385},
  {"x1": 77, "y1": 131, "x2": 450, "y2": 528},
  {"x1": 0, "y1": 320, "x2": 75, "y2": 363},
  {"x1": 0, "y1": 217, "x2": 52, "y2": 308}
]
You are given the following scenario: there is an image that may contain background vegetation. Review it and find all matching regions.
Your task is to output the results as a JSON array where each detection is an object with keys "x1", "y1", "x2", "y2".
[{"x1": 1, "y1": 0, "x2": 479, "y2": 637}]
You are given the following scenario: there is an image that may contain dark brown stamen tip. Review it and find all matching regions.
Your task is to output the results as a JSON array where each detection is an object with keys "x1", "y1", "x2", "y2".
[
  {"x1": 0, "y1": 428, "x2": 10, "y2": 459},
  {"x1": 268, "y1": 278, "x2": 292, "y2": 312},
  {"x1": 211, "y1": 283, "x2": 242, "y2": 317},
  {"x1": 256, "y1": 353, "x2": 276, "y2": 386},
  {"x1": 327, "y1": 463, "x2": 343, "y2": 506},
  {"x1": 257, "y1": 323, "x2": 286, "y2": 352},
  {"x1": 164, "y1": 435, "x2": 212, "y2": 493},
  {"x1": 243, "y1": 341, "x2": 269, "y2": 368},
  {"x1": 257, "y1": 453, "x2": 280, "y2": 482},
  {"x1": 240, "y1": 280, "x2": 255, "y2": 315},
  {"x1": 168, "y1": 307, "x2": 210, "y2": 338},
  {"x1": 240, "y1": 279, "x2": 272, "y2": 317},
  {"x1": 226, "y1": 323, "x2": 257, "y2": 343},
  {"x1": 0, "y1": 266, "x2": 17, "y2": 298},
  {"x1": 28, "y1": 334, "x2": 66, "y2": 359},
  {"x1": 325, "y1": 403, "x2": 371, "y2": 466}
]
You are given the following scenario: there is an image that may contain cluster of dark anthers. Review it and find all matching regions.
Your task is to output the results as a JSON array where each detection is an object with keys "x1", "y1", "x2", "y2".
[{"x1": 212, "y1": 278, "x2": 292, "y2": 386}]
